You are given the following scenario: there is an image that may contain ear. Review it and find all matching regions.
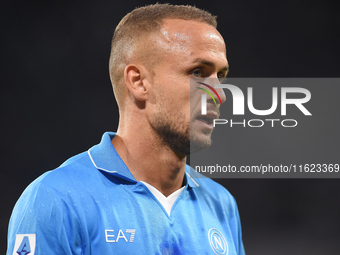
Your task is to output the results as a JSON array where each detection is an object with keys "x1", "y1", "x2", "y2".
[{"x1": 124, "y1": 64, "x2": 149, "y2": 101}]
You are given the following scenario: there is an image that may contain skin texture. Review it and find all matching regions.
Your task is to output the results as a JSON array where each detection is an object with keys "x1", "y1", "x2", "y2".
[{"x1": 112, "y1": 19, "x2": 228, "y2": 196}]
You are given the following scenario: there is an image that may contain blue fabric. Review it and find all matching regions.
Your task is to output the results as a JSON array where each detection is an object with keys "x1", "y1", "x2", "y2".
[{"x1": 7, "y1": 132, "x2": 245, "y2": 254}]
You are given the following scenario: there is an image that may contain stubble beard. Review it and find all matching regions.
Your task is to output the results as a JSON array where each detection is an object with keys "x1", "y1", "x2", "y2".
[
  {"x1": 150, "y1": 110, "x2": 212, "y2": 155},
  {"x1": 151, "y1": 110, "x2": 191, "y2": 155}
]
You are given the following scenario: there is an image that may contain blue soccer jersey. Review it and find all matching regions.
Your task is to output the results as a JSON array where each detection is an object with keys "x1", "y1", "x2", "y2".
[{"x1": 7, "y1": 132, "x2": 245, "y2": 255}]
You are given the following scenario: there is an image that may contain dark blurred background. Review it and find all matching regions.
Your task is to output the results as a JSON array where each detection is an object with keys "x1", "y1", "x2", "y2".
[{"x1": 1, "y1": 0, "x2": 339, "y2": 254}]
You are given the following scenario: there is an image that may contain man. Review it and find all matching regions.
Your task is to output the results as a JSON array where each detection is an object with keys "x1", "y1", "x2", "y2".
[{"x1": 7, "y1": 4, "x2": 245, "y2": 254}]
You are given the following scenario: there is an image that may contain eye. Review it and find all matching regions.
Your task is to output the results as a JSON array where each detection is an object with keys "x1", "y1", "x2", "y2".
[
  {"x1": 192, "y1": 69, "x2": 202, "y2": 77},
  {"x1": 217, "y1": 71, "x2": 227, "y2": 83},
  {"x1": 192, "y1": 69, "x2": 201, "y2": 77},
  {"x1": 217, "y1": 72, "x2": 225, "y2": 79}
]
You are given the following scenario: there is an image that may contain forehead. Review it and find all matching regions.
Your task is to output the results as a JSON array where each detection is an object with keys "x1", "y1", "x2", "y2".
[{"x1": 155, "y1": 19, "x2": 227, "y2": 65}]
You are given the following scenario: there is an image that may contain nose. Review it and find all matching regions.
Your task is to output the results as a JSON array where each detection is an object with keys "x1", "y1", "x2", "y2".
[
  {"x1": 209, "y1": 77, "x2": 226, "y2": 106},
  {"x1": 203, "y1": 85, "x2": 225, "y2": 108},
  {"x1": 215, "y1": 87, "x2": 226, "y2": 105}
]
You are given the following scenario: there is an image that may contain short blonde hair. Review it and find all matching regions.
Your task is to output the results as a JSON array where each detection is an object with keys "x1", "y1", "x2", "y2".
[{"x1": 108, "y1": 3, "x2": 217, "y2": 106}]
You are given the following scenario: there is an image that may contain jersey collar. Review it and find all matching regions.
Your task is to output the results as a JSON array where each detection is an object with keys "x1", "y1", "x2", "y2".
[{"x1": 88, "y1": 132, "x2": 199, "y2": 188}]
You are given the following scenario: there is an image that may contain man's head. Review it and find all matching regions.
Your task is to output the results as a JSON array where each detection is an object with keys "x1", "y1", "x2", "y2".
[
  {"x1": 109, "y1": 4, "x2": 228, "y2": 154},
  {"x1": 109, "y1": 4, "x2": 217, "y2": 105}
]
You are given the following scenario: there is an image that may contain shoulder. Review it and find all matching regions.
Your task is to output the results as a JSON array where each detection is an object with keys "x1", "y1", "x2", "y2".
[
  {"x1": 187, "y1": 167, "x2": 238, "y2": 210},
  {"x1": 13, "y1": 150, "x2": 102, "y2": 214},
  {"x1": 187, "y1": 165, "x2": 234, "y2": 196},
  {"x1": 198, "y1": 176, "x2": 236, "y2": 202},
  {"x1": 33, "y1": 150, "x2": 103, "y2": 189},
  {"x1": 7, "y1": 152, "x2": 96, "y2": 255},
  {"x1": 8, "y1": 150, "x2": 105, "y2": 233}
]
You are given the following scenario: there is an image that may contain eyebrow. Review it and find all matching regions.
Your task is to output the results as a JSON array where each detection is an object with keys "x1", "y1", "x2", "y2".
[{"x1": 192, "y1": 58, "x2": 229, "y2": 72}]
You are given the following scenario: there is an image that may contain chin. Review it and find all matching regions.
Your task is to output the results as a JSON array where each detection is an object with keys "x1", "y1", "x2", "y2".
[{"x1": 189, "y1": 133, "x2": 212, "y2": 153}]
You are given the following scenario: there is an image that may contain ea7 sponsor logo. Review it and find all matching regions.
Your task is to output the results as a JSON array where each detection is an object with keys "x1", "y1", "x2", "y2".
[
  {"x1": 105, "y1": 229, "x2": 136, "y2": 243},
  {"x1": 12, "y1": 234, "x2": 36, "y2": 255}
]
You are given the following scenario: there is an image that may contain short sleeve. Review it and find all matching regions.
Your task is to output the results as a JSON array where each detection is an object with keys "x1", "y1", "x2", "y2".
[{"x1": 7, "y1": 177, "x2": 83, "y2": 255}]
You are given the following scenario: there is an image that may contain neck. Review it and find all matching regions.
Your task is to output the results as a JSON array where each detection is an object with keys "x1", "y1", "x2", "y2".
[{"x1": 112, "y1": 119, "x2": 187, "y2": 197}]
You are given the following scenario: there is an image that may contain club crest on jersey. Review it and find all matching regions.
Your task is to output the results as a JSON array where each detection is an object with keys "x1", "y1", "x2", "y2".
[
  {"x1": 208, "y1": 228, "x2": 228, "y2": 255},
  {"x1": 12, "y1": 234, "x2": 36, "y2": 255}
]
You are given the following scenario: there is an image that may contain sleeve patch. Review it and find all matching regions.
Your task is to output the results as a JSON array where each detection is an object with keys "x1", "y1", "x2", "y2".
[{"x1": 12, "y1": 234, "x2": 36, "y2": 255}]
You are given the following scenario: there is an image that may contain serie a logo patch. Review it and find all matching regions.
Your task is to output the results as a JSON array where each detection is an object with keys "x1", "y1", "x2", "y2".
[{"x1": 12, "y1": 234, "x2": 36, "y2": 255}]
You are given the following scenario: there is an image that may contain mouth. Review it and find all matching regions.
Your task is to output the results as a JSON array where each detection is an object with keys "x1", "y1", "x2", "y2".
[{"x1": 196, "y1": 112, "x2": 219, "y2": 128}]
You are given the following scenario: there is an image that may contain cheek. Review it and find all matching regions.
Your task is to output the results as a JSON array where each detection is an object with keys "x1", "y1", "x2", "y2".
[
  {"x1": 147, "y1": 88, "x2": 157, "y2": 105},
  {"x1": 190, "y1": 90, "x2": 203, "y2": 115},
  {"x1": 162, "y1": 89, "x2": 188, "y2": 110},
  {"x1": 153, "y1": 75, "x2": 191, "y2": 112}
]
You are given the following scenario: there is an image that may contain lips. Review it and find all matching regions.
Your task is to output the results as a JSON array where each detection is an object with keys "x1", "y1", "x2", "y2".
[{"x1": 196, "y1": 111, "x2": 219, "y2": 126}]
